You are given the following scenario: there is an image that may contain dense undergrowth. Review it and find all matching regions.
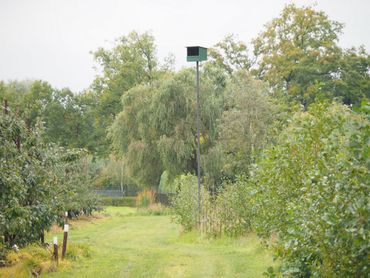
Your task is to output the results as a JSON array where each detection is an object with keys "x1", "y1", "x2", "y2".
[{"x1": 171, "y1": 103, "x2": 370, "y2": 277}]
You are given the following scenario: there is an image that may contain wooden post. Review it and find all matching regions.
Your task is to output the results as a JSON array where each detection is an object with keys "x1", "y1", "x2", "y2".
[
  {"x1": 53, "y1": 237, "x2": 59, "y2": 265},
  {"x1": 62, "y1": 224, "x2": 68, "y2": 259},
  {"x1": 64, "y1": 211, "x2": 68, "y2": 224}
]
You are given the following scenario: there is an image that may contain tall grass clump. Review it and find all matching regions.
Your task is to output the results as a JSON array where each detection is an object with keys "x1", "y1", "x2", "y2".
[
  {"x1": 136, "y1": 189, "x2": 155, "y2": 208},
  {"x1": 0, "y1": 243, "x2": 92, "y2": 277}
]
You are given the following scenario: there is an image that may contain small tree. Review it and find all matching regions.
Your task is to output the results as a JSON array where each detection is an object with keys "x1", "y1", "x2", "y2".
[
  {"x1": 0, "y1": 105, "x2": 99, "y2": 247},
  {"x1": 0, "y1": 111, "x2": 58, "y2": 246}
]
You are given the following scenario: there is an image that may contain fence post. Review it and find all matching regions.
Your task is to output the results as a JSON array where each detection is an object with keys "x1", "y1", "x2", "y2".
[
  {"x1": 62, "y1": 224, "x2": 68, "y2": 259},
  {"x1": 53, "y1": 236, "x2": 59, "y2": 265},
  {"x1": 3, "y1": 99, "x2": 8, "y2": 115}
]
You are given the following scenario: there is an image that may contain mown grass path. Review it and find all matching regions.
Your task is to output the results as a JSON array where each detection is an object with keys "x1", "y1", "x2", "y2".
[{"x1": 44, "y1": 207, "x2": 274, "y2": 278}]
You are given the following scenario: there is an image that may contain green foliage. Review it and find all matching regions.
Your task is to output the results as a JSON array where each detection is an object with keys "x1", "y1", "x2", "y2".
[
  {"x1": 65, "y1": 243, "x2": 92, "y2": 261},
  {"x1": 109, "y1": 69, "x2": 224, "y2": 187},
  {"x1": 253, "y1": 4, "x2": 344, "y2": 106},
  {"x1": 0, "y1": 81, "x2": 102, "y2": 154},
  {"x1": 214, "y1": 178, "x2": 253, "y2": 237},
  {"x1": 42, "y1": 88, "x2": 90, "y2": 149},
  {"x1": 109, "y1": 83, "x2": 163, "y2": 187},
  {"x1": 151, "y1": 71, "x2": 196, "y2": 178},
  {"x1": 158, "y1": 170, "x2": 178, "y2": 193},
  {"x1": 90, "y1": 157, "x2": 139, "y2": 195},
  {"x1": 250, "y1": 102, "x2": 369, "y2": 277},
  {"x1": 332, "y1": 47, "x2": 370, "y2": 106},
  {"x1": 253, "y1": 4, "x2": 370, "y2": 108},
  {"x1": 208, "y1": 34, "x2": 251, "y2": 75},
  {"x1": 0, "y1": 109, "x2": 99, "y2": 247},
  {"x1": 204, "y1": 71, "x2": 280, "y2": 183},
  {"x1": 171, "y1": 174, "x2": 204, "y2": 231},
  {"x1": 92, "y1": 31, "x2": 158, "y2": 96},
  {"x1": 50, "y1": 148, "x2": 100, "y2": 219},
  {"x1": 0, "y1": 31, "x2": 171, "y2": 158},
  {"x1": 0, "y1": 113, "x2": 57, "y2": 246},
  {"x1": 91, "y1": 31, "x2": 161, "y2": 155},
  {"x1": 110, "y1": 68, "x2": 278, "y2": 190},
  {"x1": 171, "y1": 174, "x2": 254, "y2": 237}
]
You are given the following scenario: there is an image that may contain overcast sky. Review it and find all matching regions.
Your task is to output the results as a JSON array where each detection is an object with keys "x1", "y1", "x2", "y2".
[{"x1": 1, "y1": 0, "x2": 369, "y2": 92}]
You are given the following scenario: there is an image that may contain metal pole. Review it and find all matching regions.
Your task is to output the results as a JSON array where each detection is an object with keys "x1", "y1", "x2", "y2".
[{"x1": 196, "y1": 61, "x2": 201, "y2": 228}]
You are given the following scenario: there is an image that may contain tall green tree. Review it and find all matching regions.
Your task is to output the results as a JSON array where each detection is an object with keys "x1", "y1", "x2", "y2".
[
  {"x1": 91, "y1": 31, "x2": 160, "y2": 156},
  {"x1": 208, "y1": 34, "x2": 251, "y2": 75},
  {"x1": 0, "y1": 80, "x2": 33, "y2": 106},
  {"x1": 0, "y1": 80, "x2": 89, "y2": 149},
  {"x1": 253, "y1": 4, "x2": 343, "y2": 106},
  {"x1": 109, "y1": 82, "x2": 161, "y2": 187},
  {"x1": 203, "y1": 71, "x2": 281, "y2": 185},
  {"x1": 331, "y1": 47, "x2": 370, "y2": 105},
  {"x1": 109, "y1": 69, "x2": 223, "y2": 188}
]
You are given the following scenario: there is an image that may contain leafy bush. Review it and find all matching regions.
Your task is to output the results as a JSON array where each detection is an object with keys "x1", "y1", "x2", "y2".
[
  {"x1": 136, "y1": 189, "x2": 155, "y2": 208},
  {"x1": 171, "y1": 174, "x2": 254, "y2": 236},
  {"x1": 214, "y1": 178, "x2": 253, "y2": 237},
  {"x1": 100, "y1": 197, "x2": 136, "y2": 207},
  {"x1": 54, "y1": 149, "x2": 101, "y2": 219},
  {"x1": 250, "y1": 103, "x2": 370, "y2": 277},
  {"x1": 0, "y1": 115, "x2": 58, "y2": 246},
  {"x1": 171, "y1": 174, "x2": 210, "y2": 231}
]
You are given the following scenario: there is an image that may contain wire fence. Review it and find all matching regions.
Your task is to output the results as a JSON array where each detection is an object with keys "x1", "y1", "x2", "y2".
[
  {"x1": 155, "y1": 193, "x2": 175, "y2": 206},
  {"x1": 94, "y1": 188, "x2": 175, "y2": 206},
  {"x1": 94, "y1": 188, "x2": 139, "y2": 197}
]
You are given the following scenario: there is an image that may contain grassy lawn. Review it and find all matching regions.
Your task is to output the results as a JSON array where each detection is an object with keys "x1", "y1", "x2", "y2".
[{"x1": 42, "y1": 207, "x2": 274, "y2": 278}]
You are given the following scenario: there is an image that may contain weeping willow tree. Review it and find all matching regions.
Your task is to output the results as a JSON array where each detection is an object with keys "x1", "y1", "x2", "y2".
[
  {"x1": 109, "y1": 68, "x2": 224, "y2": 188},
  {"x1": 109, "y1": 66, "x2": 284, "y2": 189}
]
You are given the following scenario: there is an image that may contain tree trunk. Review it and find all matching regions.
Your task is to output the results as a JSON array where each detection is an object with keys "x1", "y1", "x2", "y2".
[{"x1": 40, "y1": 229, "x2": 45, "y2": 244}]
